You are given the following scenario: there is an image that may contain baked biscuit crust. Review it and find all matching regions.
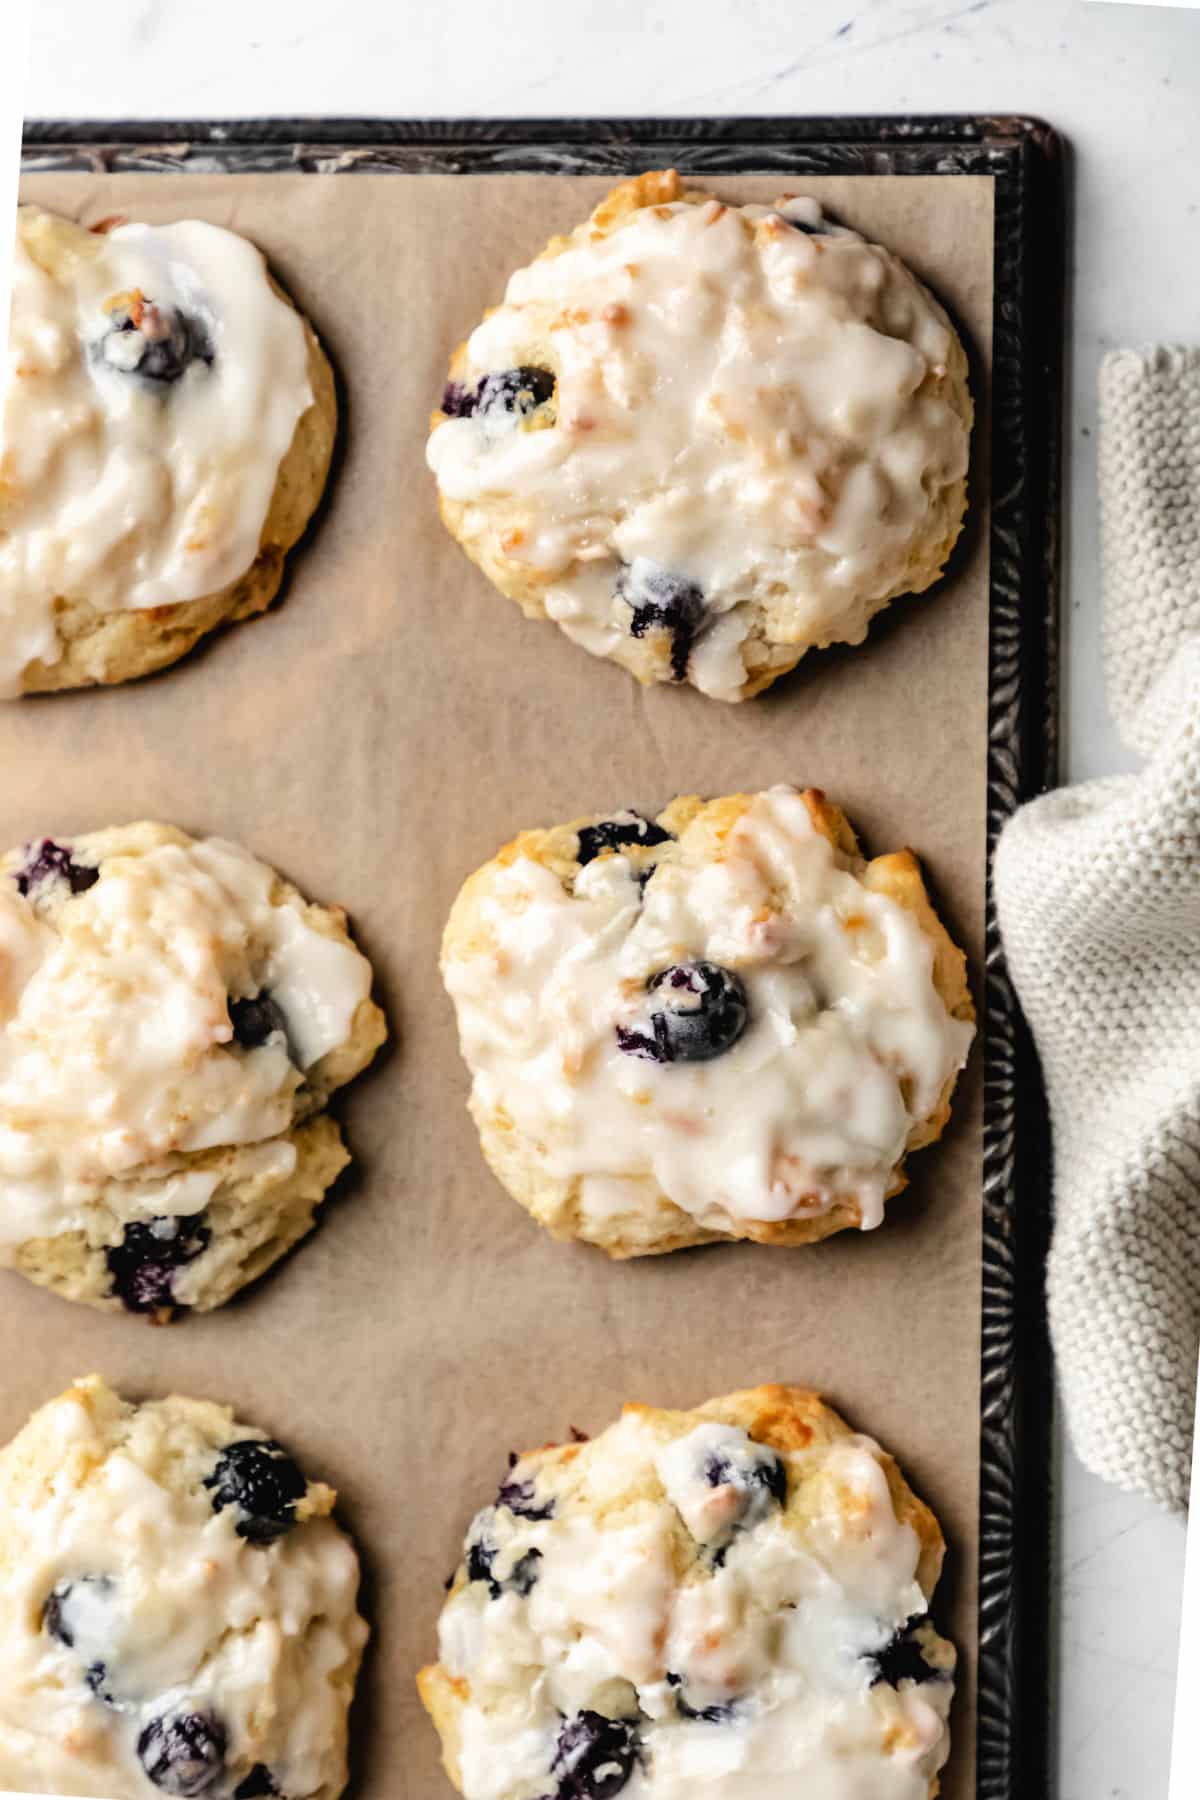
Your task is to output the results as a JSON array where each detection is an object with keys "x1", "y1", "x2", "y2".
[
  {"x1": 0, "y1": 1375, "x2": 366, "y2": 1797},
  {"x1": 443, "y1": 786, "x2": 974, "y2": 1256},
  {"x1": 0, "y1": 822, "x2": 386, "y2": 1315},
  {"x1": 428, "y1": 171, "x2": 972, "y2": 701},
  {"x1": 5, "y1": 206, "x2": 337, "y2": 694},
  {"x1": 420, "y1": 1384, "x2": 955, "y2": 1800}
]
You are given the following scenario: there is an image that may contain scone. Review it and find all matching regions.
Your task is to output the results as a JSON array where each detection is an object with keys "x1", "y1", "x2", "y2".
[
  {"x1": 441, "y1": 785, "x2": 974, "y2": 1255},
  {"x1": 427, "y1": 170, "x2": 971, "y2": 701},
  {"x1": 1, "y1": 203, "x2": 337, "y2": 695},
  {"x1": 420, "y1": 1384, "x2": 955, "y2": 1799},
  {"x1": 0, "y1": 822, "x2": 386, "y2": 1316},
  {"x1": 0, "y1": 1374, "x2": 366, "y2": 1797}
]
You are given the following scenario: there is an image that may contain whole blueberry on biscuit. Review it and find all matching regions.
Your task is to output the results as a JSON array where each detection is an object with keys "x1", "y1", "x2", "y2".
[
  {"x1": 97, "y1": 294, "x2": 213, "y2": 385},
  {"x1": 137, "y1": 1709, "x2": 227, "y2": 1796},
  {"x1": 443, "y1": 365, "x2": 555, "y2": 422},
  {"x1": 575, "y1": 815, "x2": 673, "y2": 868},
  {"x1": 552, "y1": 1711, "x2": 639, "y2": 1797},
  {"x1": 228, "y1": 992, "x2": 290, "y2": 1052},
  {"x1": 477, "y1": 365, "x2": 556, "y2": 418},
  {"x1": 616, "y1": 962, "x2": 749, "y2": 1064},
  {"x1": 106, "y1": 1215, "x2": 212, "y2": 1315},
  {"x1": 204, "y1": 1439, "x2": 308, "y2": 1544}
]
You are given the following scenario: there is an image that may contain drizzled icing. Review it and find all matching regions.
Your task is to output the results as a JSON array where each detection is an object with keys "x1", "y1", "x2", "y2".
[
  {"x1": 427, "y1": 189, "x2": 969, "y2": 699},
  {"x1": 433, "y1": 1404, "x2": 954, "y2": 1799},
  {"x1": 0, "y1": 1377, "x2": 365, "y2": 1795},
  {"x1": 0, "y1": 205, "x2": 314, "y2": 695},
  {"x1": 443, "y1": 786, "x2": 974, "y2": 1239},
  {"x1": 0, "y1": 827, "x2": 371, "y2": 1248}
]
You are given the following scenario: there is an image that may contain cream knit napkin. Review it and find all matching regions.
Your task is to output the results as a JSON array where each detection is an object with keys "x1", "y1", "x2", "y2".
[{"x1": 994, "y1": 346, "x2": 1200, "y2": 1512}]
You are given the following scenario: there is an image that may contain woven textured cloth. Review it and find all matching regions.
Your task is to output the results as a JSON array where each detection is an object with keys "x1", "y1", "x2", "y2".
[{"x1": 994, "y1": 346, "x2": 1200, "y2": 1511}]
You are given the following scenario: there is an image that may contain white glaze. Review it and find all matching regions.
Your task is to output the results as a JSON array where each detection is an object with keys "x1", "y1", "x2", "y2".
[
  {"x1": 438, "y1": 1410, "x2": 953, "y2": 1799},
  {"x1": 444, "y1": 786, "x2": 974, "y2": 1237},
  {"x1": 0, "y1": 206, "x2": 313, "y2": 695},
  {"x1": 657, "y1": 1422, "x2": 783, "y2": 1545},
  {"x1": 427, "y1": 194, "x2": 968, "y2": 699},
  {"x1": 0, "y1": 829, "x2": 371, "y2": 1249},
  {"x1": 0, "y1": 1377, "x2": 365, "y2": 1795}
]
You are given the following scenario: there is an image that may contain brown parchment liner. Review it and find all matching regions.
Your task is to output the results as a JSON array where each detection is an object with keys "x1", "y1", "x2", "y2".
[{"x1": 6, "y1": 170, "x2": 993, "y2": 1800}]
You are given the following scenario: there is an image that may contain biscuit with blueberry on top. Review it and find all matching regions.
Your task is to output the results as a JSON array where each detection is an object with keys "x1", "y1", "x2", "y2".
[
  {"x1": 2, "y1": 204, "x2": 336, "y2": 694},
  {"x1": 0, "y1": 822, "x2": 385, "y2": 1316},
  {"x1": 421, "y1": 1384, "x2": 956, "y2": 1799},
  {"x1": 0, "y1": 1375, "x2": 365, "y2": 1796},
  {"x1": 427, "y1": 170, "x2": 972, "y2": 701},
  {"x1": 441, "y1": 785, "x2": 974, "y2": 1255}
]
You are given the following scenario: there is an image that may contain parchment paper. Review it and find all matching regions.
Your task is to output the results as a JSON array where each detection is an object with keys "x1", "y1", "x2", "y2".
[{"x1": 8, "y1": 169, "x2": 993, "y2": 1799}]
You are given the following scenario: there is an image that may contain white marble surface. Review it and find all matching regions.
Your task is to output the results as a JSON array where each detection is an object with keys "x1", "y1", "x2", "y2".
[{"x1": 21, "y1": 2, "x2": 1200, "y2": 1794}]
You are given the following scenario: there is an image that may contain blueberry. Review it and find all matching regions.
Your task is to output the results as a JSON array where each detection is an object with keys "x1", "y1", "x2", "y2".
[
  {"x1": 43, "y1": 1576, "x2": 116, "y2": 1700},
  {"x1": 228, "y1": 993, "x2": 289, "y2": 1052},
  {"x1": 137, "y1": 1710, "x2": 226, "y2": 1796},
  {"x1": 443, "y1": 365, "x2": 555, "y2": 421},
  {"x1": 98, "y1": 297, "x2": 213, "y2": 385},
  {"x1": 666, "y1": 1672, "x2": 736, "y2": 1723},
  {"x1": 204, "y1": 1440, "x2": 307, "y2": 1545},
  {"x1": 233, "y1": 1769, "x2": 279, "y2": 1800},
  {"x1": 576, "y1": 816, "x2": 673, "y2": 868},
  {"x1": 466, "y1": 1525, "x2": 543, "y2": 1599},
  {"x1": 616, "y1": 562, "x2": 706, "y2": 682},
  {"x1": 552, "y1": 1712, "x2": 640, "y2": 1799},
  {"x1": 506, "y1": 1548, "x2": 543, "y2": 1597},
  {"x1": 693, "y1": 1441, "x2": 787, "y2": 1568},
  {"x1": 703, "y1": 1446, "x2": 787, "y2": 1509},
  {"x1": 105, "y1": 1215, "x2": 211, "y2": 1314},
  {"x1": 496, "y1": 1476, "x2": 556, "y2": 1522},
  {"x1": 616, "y1": 962, "x2": 749, "y2": 1064},
  {"x1": 44, "y1": 1581, "x2": 81, "y2": 1648},
  {"x1": 867, "y1": 1615, "x2": 946, "y2": 1688},
  {"x1": 15, "y1": 839, "x2": 99, "y2": 898},
  {"x1": 466, "y1": 1533, "x2": 499, "y2": 1593},
  {"x1": 479, "y1": 365, "x2": 555, "y2": 417}
]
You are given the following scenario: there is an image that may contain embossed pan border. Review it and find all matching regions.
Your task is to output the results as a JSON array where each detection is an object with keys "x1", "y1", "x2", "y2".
[{"x1": 21, "y1": 115, "x2": 1064, "y2": 1800}]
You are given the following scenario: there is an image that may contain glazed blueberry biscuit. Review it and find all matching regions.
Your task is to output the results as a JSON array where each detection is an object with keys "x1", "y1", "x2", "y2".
[
  {"x1": 0, "y1": 822, "x2": 386, "y2": 1316},
  {"x1": 0, "y1": 204, "x2": 337, "y2": 694},
  {"x1": 0, "y1": 1374, "x2": 366, "y2": 1796},
  {"x1": 442, "y1": 785, "x2": 975, "y2": 1256},
  {"x1": 420, "y1": 1384, "x2": 956, "y2": 1799},
  {"x1": 427, "y1": 170, "x2": 972, "y2": 701}
]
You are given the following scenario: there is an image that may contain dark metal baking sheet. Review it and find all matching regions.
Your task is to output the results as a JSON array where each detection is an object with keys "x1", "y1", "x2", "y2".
[{"x1": 19, "y1": 114, "x2": 1064, "y2": 1800}]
